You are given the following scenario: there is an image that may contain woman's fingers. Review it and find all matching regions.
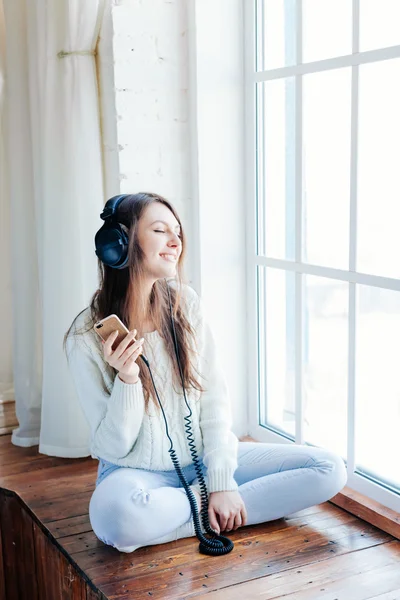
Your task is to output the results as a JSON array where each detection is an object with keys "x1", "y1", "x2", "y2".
[
  {"x1": 103, "y1": 330, "x2": 143, "y2": 365},
  {"x1": 222, "y1": 509, "x2": 245, "y2": 532},
  {"x1": 218, "y1": 512, "x2": 229, "y2": 533},
  {"x1": 103, "y1": 330, "x2": 119, "y2": 356},
  {"x1": 114, "y1": 330, "x2": 140, "y2": 360},
  {"x1": 231, "y1": 512, "x2": 242, "y2": 531},
  {"x1": 220, "y1": 506, "x2": 247, "y2": 532},
  {"x1": 226, "y1": 512, "x2": 238, "y2": 532},
  {"x1": 114, "y1": 342, "x2": 142, "y2": 370},
  {"x1": 208, "y1": 508, "x2": 220, "y2": 535},
  {"x1": 123, "y1": 343, "x2": 143, "y2": 366},
  {"x1": 241, "y1": 505, "x2": 248, "y2": 527}
]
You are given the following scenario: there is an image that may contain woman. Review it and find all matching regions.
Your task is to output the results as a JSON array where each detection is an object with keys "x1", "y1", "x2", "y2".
[{"x1": 64, "y1": 192, "x2": 347, "y2": 554}]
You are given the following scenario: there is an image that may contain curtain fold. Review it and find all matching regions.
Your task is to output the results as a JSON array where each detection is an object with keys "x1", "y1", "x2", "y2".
[{"x1": 3, "y1": 0, "x2": 107, "y2": 456}]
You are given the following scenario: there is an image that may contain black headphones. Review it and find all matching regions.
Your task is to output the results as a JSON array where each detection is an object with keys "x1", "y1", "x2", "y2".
[{"x1": 94, "y1": 194, "x2": 130, "y2": 269}]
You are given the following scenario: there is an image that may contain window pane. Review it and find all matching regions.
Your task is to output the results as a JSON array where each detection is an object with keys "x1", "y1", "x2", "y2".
[
  {"x1": 303, "y1": 0, "x2": 352, "y2": 63},
  {"x1": 303, "y1": 276, "x2": 348, "y2": 458},
  {"x1": 302, "y1": 68, "x2": 351, "y2": 269},
  {"x1": 256, "y1": 0, "x2": 297, "y2": 71},
  {"x1": 257, "y1": 79, "x2": 296, "y2": 259},
  {"x1": 360, "y1": 0, "x2": 400, "y2": 52},
  {"x1": 357, "y1": 58, "x2": 400, "y2": 279},
  {"x1": 355, "y1": 285, "x2": 400, "y2": 492},
  {"x1": 256, "y1": 0, "x2": 352, "y2": 71},
  {"x1": 258, "y1": 266, "x2": 296, "y2": 438}
]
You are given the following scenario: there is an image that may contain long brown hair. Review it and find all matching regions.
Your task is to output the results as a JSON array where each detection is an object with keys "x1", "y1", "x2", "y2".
[{"x1": 63, "y1": 192, "x2": 205, "y2": 413}]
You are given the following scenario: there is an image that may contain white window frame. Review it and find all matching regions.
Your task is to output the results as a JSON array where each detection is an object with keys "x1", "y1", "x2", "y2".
[{"x1": 244, "y1": 0, "x2": 400, "y2": 513}]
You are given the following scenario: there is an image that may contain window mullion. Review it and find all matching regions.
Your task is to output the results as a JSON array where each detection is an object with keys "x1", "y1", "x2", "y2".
[
  {"x1": 347, "y1": 0, "x2": 360, "y2": 478},
  {"x1": 294, "y1": 0, "x2": 303, "y2": 445},
  {"x1": 254, "y1": 44, "x2": 400, "y2": 83}
]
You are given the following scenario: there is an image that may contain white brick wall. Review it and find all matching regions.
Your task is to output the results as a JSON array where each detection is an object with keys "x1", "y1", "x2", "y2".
[{"x1": 110, "y1": 0, "x2": 194, "y2": 277}]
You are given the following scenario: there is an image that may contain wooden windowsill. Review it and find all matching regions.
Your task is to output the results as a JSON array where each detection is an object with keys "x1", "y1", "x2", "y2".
[
  {"x1": 239, "y1": 435, "x2": 400, "y2": 540},
  {"x1": 330, "y1": 487, "x2": 400, "y2": 540}
]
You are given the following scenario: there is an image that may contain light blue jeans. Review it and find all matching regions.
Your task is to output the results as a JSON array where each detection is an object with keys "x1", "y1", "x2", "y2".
[{"x1": 89, "y1": 441, "x2": 347, "y2": 553}]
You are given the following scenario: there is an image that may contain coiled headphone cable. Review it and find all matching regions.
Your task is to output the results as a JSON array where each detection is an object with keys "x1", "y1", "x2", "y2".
[{"x1": 139, "y1": 280, "x2": 234, "y2": 555}]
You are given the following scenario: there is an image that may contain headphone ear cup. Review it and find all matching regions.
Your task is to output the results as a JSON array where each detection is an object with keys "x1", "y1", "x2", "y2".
[{"x1": 95, "y1": 221, "x2": 130, "y2": 269}]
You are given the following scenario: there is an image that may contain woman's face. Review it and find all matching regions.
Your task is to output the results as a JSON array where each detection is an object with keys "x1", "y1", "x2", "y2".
[{"x1": 137, "y1": 202, "x2": 182, "y2": 280}]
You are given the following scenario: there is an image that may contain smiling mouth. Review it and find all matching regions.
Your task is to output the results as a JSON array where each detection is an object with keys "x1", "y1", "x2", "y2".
[{"x1": 160, "y1": 254, "x2": 177, "y2": 263}]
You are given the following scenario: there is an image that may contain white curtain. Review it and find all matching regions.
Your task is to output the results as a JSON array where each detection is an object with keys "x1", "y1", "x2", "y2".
[
  {"x1": 0, "y1": 0, "x2": 14, "y2": 407},
  {"x1": 2, "y1": 0, "x2": 107, "y2": 456}
]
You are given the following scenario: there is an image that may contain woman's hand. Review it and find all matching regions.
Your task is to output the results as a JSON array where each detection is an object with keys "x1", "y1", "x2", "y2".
[
  {"x1": 207, "y1": 490, "x2": 247, "y2": 535},
  {"x1": 102, "y1": 329, "x2": 144, "y2": 384}
]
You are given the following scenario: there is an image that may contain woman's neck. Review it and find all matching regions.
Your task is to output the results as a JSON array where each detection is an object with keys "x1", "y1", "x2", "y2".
[
  {"x1": 127, "y1": 281, "x2": 157, "y2": 333},
  {"x1": 141, "y1": 320, "x2": 156, "y2": 334}
]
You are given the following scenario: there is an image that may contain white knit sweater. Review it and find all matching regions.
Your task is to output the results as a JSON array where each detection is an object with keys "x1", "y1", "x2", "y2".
[{"x1": 65, "y1": 283, "x2": 239, "y2": 493}]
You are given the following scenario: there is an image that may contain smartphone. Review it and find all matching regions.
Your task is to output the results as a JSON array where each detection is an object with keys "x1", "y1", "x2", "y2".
[{"x1": 94, "y1": 314, "x2": 136, "y2": 351}]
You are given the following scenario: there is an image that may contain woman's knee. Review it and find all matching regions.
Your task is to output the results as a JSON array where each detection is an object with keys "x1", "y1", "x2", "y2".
[
  {"x1": 311, "y1": 448, "x2": 348, "y2": 498},
  {"x1": 89, "y1": 481, "x2": 150, "y2": 550}
]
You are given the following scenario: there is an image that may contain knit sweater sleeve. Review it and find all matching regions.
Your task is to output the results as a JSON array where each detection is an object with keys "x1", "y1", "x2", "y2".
[
  {"x1": 190, "y1": 290, "x2": 239, "y2": 493},
  {"x1": 65, "y1": 334, "x2": 145, "y2": 460}
]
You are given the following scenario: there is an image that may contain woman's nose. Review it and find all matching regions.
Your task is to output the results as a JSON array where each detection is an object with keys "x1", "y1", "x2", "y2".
[{"x1": 169, "y1": 233, "x2": 181, "y2": 245}]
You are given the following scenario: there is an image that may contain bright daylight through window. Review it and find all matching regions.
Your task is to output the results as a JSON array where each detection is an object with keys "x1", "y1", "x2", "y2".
[{"x1": 248, "y1": 0, "x2": 400, "y2": 512}]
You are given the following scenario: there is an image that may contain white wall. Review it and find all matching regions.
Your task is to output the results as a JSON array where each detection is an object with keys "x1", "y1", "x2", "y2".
[
  {"x1": 110, "y1": 0, "x2": 195, "y2": 282},
  {"x1": 110, "y1": 0, "x2": 248, "y2": 436},
  {"x1": 188, "y1": 0, "x2": 247, "y2": 435}
]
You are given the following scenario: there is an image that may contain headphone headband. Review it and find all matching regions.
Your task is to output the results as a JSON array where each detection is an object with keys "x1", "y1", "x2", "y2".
[{"x1": 100, "y1": 194, "x2": 128, "y2": 221}]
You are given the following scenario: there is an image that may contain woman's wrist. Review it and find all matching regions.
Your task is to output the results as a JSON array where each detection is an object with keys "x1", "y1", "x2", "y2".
[{"x1": 118, "y1": 373, "x2": 139, "y2": 385}]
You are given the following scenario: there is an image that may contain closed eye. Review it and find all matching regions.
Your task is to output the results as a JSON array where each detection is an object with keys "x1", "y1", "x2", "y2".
[{"x1": 154, "y1": 230, "x2": 182, "y2": 239}]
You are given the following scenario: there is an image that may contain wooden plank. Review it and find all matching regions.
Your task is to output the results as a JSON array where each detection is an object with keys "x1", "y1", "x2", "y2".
[
  {"x1": 48, "y1": 514, "x2": 92, "y2": 539},
  {"x1": 70, "y1": 504, "x2": 376, "y2": 574},
  {"x1": 0, "y1": 491, "x2": 39, "y2": 599},
  {"x1": 34, "y1": 522, "x2": 90, "y2": 600},
  {"x1": 79, "y1": 518, "x2": 393, "y2": 598},
  {"x1": 62, "y1": 531, "x2": 105, "y2": 554},
  {"x1": 98, "y1": 527, "x2": 394, "y2": 600},
  {"x1": 263, "y1": 562, "x2": 400, "y2": 600},
  {"x1": 11, "y1": 472, "x2": 95, "y2": 505},
  {"x1": 66, "y1": 509, "x2": 358, "y2": 557},
  {"x1": 0, "y1": 434, "x2": 13, "y2": 446},
  {"x1": 0, "y1": 488, "x2": 103, "y2": 600},
  {"x1": 194, "y1": 539, "x2": 400, "y2": 599},
  {"x1": 34, "y1": 522, "x2": 65, "y2": 600},
  {"x1": 331, "y1": 486, "x2": 400, "y2": 540},
  {"x1": 87, "y1": 587, "x2": 107, "y2": 600},
  {"x1": 0, "y1": 454, "x2": 92, "y2": 478},
  {"x1": 0, "y1": 493, "x2": 27, "y2": 599},
  {"x1": 0, "y1": 458, "x2": 96, "y2": 490},
  {"x1": 58, "y1": 553, "x2": 88, "y2": 600},
  {"x1": 0, "y1": 446, "x2": 39, "y2": 463},
  {"x1": 0, "y1": 455, "x2": 82, "y2": 477},
  {"x1": 0, "y1": 504, "x2": 6, "y2": 600},
  {"x1": 28, "y1": 491, "x2": 93, "y2": 523},
  {"x1": 287, "y1": 503, "x2": 337, "y2": 519}
]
